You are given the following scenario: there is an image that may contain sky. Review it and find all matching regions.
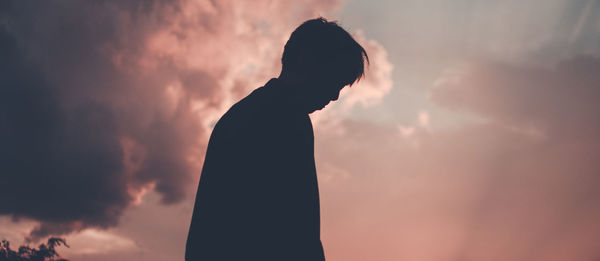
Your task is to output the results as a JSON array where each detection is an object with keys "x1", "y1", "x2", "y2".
[{"x1": 1, "y1": 0, "x2": 599, "y2": 260}]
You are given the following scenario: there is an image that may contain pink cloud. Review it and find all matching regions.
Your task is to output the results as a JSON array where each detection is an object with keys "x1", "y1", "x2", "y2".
[
  {"x1": 340, "y1": 30, "x2": 394, "y2": 109},
  {"x1": 431, "y1": 56, "x2": 600, "y2": 139},
  {"x1": 315, "y1": 56, "x2": 600, "y2": 260}
]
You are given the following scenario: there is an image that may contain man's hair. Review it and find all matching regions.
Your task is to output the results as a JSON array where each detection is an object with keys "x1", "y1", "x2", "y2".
[{"x1": 282, "y1": 17, "x2": 369, "y2": 86}]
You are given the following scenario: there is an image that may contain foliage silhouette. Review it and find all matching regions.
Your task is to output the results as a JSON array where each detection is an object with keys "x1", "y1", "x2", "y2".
[{"x1": 0, "y1": 237, "x2": 69, "y2": 261}]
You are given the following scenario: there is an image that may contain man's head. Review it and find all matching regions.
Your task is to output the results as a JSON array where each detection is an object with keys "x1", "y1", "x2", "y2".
[{"x1": 279, "y1": 17, "x2": 368, "y2": 113}]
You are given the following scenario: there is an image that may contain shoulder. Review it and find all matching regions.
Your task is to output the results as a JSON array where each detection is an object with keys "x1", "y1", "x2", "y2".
[{"x1": 213, "y1": 87, "x2": 279, "y2": 137}]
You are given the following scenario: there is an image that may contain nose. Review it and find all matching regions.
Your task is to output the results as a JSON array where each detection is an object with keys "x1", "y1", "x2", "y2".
[{"x1": 331, "y1": 93, "x2": 339, "y2": 101}]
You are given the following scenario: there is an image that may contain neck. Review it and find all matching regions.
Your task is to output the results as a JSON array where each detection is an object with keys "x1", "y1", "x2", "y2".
[
  {"x1": 276, "y1": 71, "x2": 310, "y2": 114},
  {"x1": 277, "y1": 70, "x2": 304, "y2": 89}
]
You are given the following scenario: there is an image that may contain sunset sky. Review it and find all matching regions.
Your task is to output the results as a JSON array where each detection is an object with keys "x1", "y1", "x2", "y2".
[{"x1": 1, "y1": 0, "x2": 600, "y2": 260}]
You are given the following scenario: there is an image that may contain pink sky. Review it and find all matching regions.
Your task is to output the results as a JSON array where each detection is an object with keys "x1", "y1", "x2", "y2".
[{"x1": 1, "y1": 0, "x2": 600, "y2": 260}]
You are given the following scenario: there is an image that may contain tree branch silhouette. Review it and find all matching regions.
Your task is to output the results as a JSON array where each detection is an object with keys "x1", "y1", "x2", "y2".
[{"x1": 0, "y1": 237, "x2": 69, "y2": 261}]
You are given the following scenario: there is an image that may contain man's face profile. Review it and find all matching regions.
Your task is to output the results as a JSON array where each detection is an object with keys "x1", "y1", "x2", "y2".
[
  {"x1": 279, "y1": 18, "x2": 369, "y2": 114},
  {"x1": 311, "y1": 79, "x2": 346, "y2": 111},
  {"x1": 298, "y1": 72, "x2": 348, "y2": 113}
]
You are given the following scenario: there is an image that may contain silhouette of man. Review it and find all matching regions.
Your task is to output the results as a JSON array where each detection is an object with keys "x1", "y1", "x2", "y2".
[{"x1": 186, "y1": 18, "x2": 368, "y2": 261}]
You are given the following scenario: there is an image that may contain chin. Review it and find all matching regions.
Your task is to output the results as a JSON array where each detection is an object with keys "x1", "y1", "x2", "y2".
[
  {"x1": 307, "y1": 107, "x2": 322, "y2": 114},
  {"x1": 307, "y1": 102, "x2": 328, "y2": 113}
]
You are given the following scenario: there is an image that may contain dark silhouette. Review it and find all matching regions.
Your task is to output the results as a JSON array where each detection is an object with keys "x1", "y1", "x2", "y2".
[
  {"x1": 186, "y1": 18, "x2": 368, "y2": 261},
  {"x1": 0, "y1": 237, "x2": 69, "y2": 261}
]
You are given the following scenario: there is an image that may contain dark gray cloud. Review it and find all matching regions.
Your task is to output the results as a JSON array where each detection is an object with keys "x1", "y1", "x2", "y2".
[{"x1": 0, "y1": 0, "x2": 210, "y2": 241}]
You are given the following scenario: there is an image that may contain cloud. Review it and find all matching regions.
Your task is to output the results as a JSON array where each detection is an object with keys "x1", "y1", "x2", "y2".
[
  {"x1": 61, "y1": 229, "x2": 138, "y2": 255},
  {"x1": 315, "y1": 55, "x2": 600, "y2": 260},
  {"x1": 0, "y1": 0, "x2": 393, "y2": 243},
  {"x1": 339, "y1": 30, "x2": 394, "y2": 109},
  {"x1": 431, "y1": 55, "x2": 600, "y2": 139},
  {"x1": 0, "y1": 1, "x2": 203, "y2": 241}
]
